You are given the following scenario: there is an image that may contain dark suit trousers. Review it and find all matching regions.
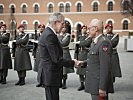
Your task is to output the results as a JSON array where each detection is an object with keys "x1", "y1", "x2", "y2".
[
  {"x1": 45, "y1": 86, "x2": 60, "y2": 100},
  {"x1": 0, "y1": 69, "x2": 8, "y2": 78},
  {"x1": 91, "y1": 94, "x2": 108, "y2": 100}
]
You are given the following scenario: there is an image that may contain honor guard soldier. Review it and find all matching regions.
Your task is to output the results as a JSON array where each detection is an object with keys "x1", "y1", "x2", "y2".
[
  {"x1": 32, "y1": 24, "x2": 45, "y2": 87},
  {"x1": 105, "y1": 24, "x2": 122, "y2": 82},
  {"x1": 0, "y1": 24, "x2": 12, "y2": 84},
  {"x1": 77, "y1": 19, "x2": 114, "y2": 100},
  {"x1": 74, "y1": 25, "x2": 92, "y2": 91},
  {"x1": 14, "y1": 24, "x2": 32, "y2": 86},
  {"x1": 58, "y1": 22, "x2": 74, "y2": 89}
]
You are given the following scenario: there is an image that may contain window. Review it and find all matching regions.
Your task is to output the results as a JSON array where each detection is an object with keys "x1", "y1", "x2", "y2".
[
  {"x1": 77, "y1": 3, "x2": 82, "y2": 12},
  {"x1": 123, "y1": 20, "x2": 128, "y2": 30},
  {"x1": 108, "y1": 21, "x2": 113, "y2": 24},
  {"x1": 108, "y1": 2, "x2": 113, "y2": 11},
  {"x1": 48, "y1": 4, "x2": 53, "y2": 13},
  {"x1": 65, "y1": 3, "x2": 70, "y2": 12},
  {"x1": 0, "y1": 5, "x2": 3, "y2": 13},
  {"x1": 34, "y1": 22, "x2": 38, "y2": 30},
  {"x1": 11, "y1": 5, "x2": 15, "y2": 13},
  {"x1": 59, "y1": 3, "x2": 64, "y2": 12},
  {"x1": 123, "y1": 0, "x2": 129, "y2": 11},
  {"x1": 93, "y1": 2, "x2": 98, "y2": 11},
  {"x1": 34, "y1": 4, "x2": 39, "y2": 13},
  {"x1": 22, "y1": 5, "x2": 27, "y2": 13},
  {"x1": 23, "y1": 22, "x2": 27, "y2": 30}
]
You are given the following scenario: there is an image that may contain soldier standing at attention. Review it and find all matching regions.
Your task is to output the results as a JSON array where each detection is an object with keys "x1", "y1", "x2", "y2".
[
  {"x1": 105, "y1": 24, "x2": 122, "y2": 82},
  {"x1": 58, "y1": 22, "x2": 74, "y2": 89},
  {"x1": 77, "y1": 19, "x2": 114, "y2": 100},
  {"x1": 32, "y1": 24, "x2": 45, "y2": 87},
  {"x1": 0, "y1": 24, "x2": 12, "y2": 84},
  {"x1": 14, "y1": 24, "x2": 32, "y2": 86},
  {"x1": 74, "y1": 25, "x2": 92, "y2": 91}
]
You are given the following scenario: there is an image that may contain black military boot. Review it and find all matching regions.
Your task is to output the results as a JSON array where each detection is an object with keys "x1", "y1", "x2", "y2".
[
  {"x1": 19, "y1": 78, "x2": 25, "y2": 86},
  {"x1": 15, "y1": 78, "x2": 21, "y2": 85},
  {"x1": 62, "y1": 79, "x2": 67, "y2": 89},
  {"x1": 77, "y1": 82, "x2": 85, "y2": 91},
  {"x1": 1, "y1": 77, "x2": 6, "y2": 84}
]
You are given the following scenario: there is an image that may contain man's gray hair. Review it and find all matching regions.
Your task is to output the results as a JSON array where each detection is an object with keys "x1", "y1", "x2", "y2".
[{"x1": 48, "y1": 13, "x2": 64, "y2": 24}]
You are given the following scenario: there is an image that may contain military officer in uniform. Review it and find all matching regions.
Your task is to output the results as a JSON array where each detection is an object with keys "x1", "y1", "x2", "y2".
[
  {"x1": 74, "y1": 25, "x2": 92, "y2": 91},
  {"x1": 14, "y1": 24, "x2": 32, "y2": 86},
  {"x1": 58, "y1": 22, "x2": 74, "y2": 89},
  {"x1": 77, "y1": 19, "x2": 114, "y2": 100},
  {"x1": 0, "y1": 24, "x2": 12, "y2": 84},
  {"x1": 105, "y1": 24, "x2": 122, "y2": 82},
  {"x1": 32, "y1": 24, "x2": 45, "y2": 87}
]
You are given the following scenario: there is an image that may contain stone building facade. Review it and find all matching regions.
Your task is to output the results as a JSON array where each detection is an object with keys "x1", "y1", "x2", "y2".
[{"x1": 0, "y1": 0, "x2": 133, "y2": 36}]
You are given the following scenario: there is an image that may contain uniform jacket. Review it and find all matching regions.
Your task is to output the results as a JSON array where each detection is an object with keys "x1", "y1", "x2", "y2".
[
  {"x1": 38, "y1": 27, "x2": 75, "y2": 87},
  {"x1": 105, "y1": 33, "x2": 122, "y2": 77},
  {"x1": 0, "y1": 32, "x2": 12, "y2": 69},
  {"x1": 58, "y1": 33, "x2": 74, "y2": 74},
  {"x1": 14, "y1": 32, "x2": 32, "y2": 71},
  {"x1": 84, "y1": 34, "x2": 114, "y2": 95}
]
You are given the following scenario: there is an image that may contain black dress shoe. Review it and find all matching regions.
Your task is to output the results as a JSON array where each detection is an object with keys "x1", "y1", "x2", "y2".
[
  {"x1": 19, "y1": 82, "x2": 25, "y2": 86},
  {"x1": 15, "y1": 81, "x2": 20, "y2": 85},
  {"x1": 77, "y1": 85, "x2": 85, "y2": 91},
  {"x1": 62, "y1": 85, "x2": 67, "y2": 89},
  {"x1": 36, "y1": 84, "x2": 42, "y2": 87}
]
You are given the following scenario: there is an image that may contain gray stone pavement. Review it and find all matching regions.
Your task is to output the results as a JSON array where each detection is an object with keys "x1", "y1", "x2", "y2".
[{"x1": 0, "y1": 38, "x2": 133, "y2": 100}]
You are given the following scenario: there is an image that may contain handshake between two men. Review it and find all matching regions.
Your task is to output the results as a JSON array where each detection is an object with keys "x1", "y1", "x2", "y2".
[{"x1": 73, "y1": 59, "x2": 84, "y2": 68}]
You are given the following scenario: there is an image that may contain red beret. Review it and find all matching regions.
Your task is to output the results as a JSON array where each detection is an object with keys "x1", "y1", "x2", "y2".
[
  {"x1": 81, "y1": 25, "x2": 87, "y2": 30},
  {"x1": 0, "y1": 24, "x2": 6, "y2": 28},
  {"x1": 105, "y1": 24, "x2": 113, "y2": 29},
  {"x1": 17, "y1": 24, "x2": 24, "y2": 29},
  {"x1": 38, "y1": 24, "x2": 45, "y2": 28}
]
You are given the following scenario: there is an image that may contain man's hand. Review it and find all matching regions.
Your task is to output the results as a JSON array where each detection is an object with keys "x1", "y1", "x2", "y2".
[
  {"x1": 73, "y1": 59, "x2": 84, "y2": 68},
  {"x1": 99, "y1": 89, "x2": 106, "y2": 97}
]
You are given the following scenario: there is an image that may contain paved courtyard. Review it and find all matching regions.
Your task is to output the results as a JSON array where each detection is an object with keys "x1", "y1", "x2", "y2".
[{"x1": 0, "y1": 38, "x2": 133, "y2": 100}]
